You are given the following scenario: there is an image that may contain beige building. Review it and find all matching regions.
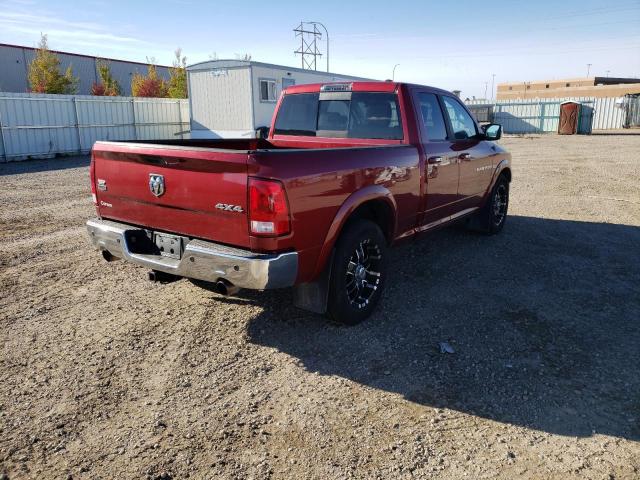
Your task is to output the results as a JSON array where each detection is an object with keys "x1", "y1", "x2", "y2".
[{"x1": 497, "y1": 77, "x2": 640, "y2": 100}]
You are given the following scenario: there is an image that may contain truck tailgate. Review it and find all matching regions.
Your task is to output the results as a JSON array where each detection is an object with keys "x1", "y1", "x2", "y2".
[{"x1": 92, "y1": 142, "x2": 250, "y2": 248}]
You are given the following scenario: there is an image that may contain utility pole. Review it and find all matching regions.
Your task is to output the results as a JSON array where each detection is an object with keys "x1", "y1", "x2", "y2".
[
  {"x1": 294, "y1": 22, "x2": 323, "y2": 70},
  {"x1": 392, "y1": 64, "x2": 400, "y2": 81},
  {"x1": 304, "y1": 21, "x2": 329, "y2": 72},
  {"x1": 491, "y1": 73, "x2": 496, "y2": 101},
  {"x1": 606, "y1": 70, "x2": 610, "y2": 78},
  {"x1": 484, "y1": 81, "x2": 488, "y2": 100},
  {"x1": 586, "y1": 63, "x2": 592, "y2": 77}
]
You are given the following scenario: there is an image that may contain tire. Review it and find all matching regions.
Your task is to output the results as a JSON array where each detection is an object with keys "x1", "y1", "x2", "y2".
[
  {"x1": 469, "y1": 174, "x2": 509, "y2": 234},
  {"x1": 327, "y1": 219, "x2": 388, "y2": 325}
]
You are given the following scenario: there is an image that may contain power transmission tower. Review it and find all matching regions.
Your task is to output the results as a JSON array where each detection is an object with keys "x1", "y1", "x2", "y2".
[{"x1": 294, "y1": 22, "x2": 323, "y2": 70}]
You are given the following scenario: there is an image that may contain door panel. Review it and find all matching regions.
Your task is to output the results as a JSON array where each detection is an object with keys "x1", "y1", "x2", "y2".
[
  {"x1": 423, "y1": 141, "x2": 459, "y2": 210},
  {"x1": 441, "y1": 96, "x2": 494, "y2": 202},
  {"x1": 413, "y1": 92, "x2": 460, "y2": 222},
  {"x1": 455, "y1": 139, "x2": 494, "y2": 199},
  {"x1": 282, "y1": 77, "x2": 296, "y2": 91},
  {"x1": 559, "y1": 102, "x2": 579, "y2": 134}
]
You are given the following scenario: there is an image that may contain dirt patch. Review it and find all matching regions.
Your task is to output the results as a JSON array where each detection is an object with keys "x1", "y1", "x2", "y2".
[{"x1": 1, "y1": 134, "x2": 639, "y2": 479}]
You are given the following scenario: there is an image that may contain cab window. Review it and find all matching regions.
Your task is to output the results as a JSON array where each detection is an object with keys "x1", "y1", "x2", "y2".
[
  {"x1": 417, "y1": 93, "x2": 448, "y2": 141},
  {"x1": 442, "y1": 96, "x2": 477, "y2": 140},
  {"x1": 274, "y1": 92, "x2": 403, "y2": 140}
]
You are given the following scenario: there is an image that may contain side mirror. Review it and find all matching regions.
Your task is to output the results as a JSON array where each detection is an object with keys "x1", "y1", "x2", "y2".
[{"x1": 482, "y1": 123, "x2": 502, "y2": 140}]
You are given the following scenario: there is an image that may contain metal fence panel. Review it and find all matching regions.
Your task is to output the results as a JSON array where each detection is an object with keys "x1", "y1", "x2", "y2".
[
  {"x1": 75, "y1": 97, "x2": 136, "y2": 149},
  {"x1": 134, "y1": 98, "x2": 187, "y2": 140},
  {"x1": 624, "y1": 95, "x2": 640, "y2": 128},
  {"x1": 0, "y1": 93, "x2": 79, "y2": 157},
  {"x1": 465, "y1": 96, "x2": 628, "y2": 133},
  {"x1": 494, "y1": 102, "x2": 548, "y2": 134},
  {"x1": 467, "y1": 104, "x2": 493, "y2": 123},
  {"x1": 592, "y1": 97, "x2": 625, "y2": 130},
  {"x1": 0, "y1": 92, "x2": 189, "y2": 162}
]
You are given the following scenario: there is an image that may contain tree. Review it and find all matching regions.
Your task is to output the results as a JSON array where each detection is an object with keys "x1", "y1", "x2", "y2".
[
  {"x1": 168, "y1": 48, "x2": 187, "y2": 99},
  {"x1": 27, "y1": 34, "x2": 78, "y2": 94},
  {"x1": 92, "y1": 60, "x2": 121, "y2": 96},
  {"x1": 235, "y1": 53, "x2": 252, "y2": 61},
  {"x1": 131, "y1": 61, "x2": 168, "y2": 98}
]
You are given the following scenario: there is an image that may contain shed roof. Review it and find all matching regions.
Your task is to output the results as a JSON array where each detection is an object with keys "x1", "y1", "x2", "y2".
[{"x1": 186, "y1": 59, "x2": 368, "y2": 80}]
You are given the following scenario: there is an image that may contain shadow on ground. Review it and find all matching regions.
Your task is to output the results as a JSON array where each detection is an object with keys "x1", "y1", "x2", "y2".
[
  {"x1": 0, "y1": 155, "x2": 90, "y2": 176},
  {"x1": 218, "y1": 215, "x2": 640, "y2": 441}
]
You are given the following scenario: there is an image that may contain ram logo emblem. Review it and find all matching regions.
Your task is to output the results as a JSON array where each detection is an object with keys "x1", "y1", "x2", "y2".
[
  {"x1": 215, "y1": 203, "x2": 244, "y2": 213},
  {"x1": 149, "y1": 174, "x2": 165, "y2": 197}
]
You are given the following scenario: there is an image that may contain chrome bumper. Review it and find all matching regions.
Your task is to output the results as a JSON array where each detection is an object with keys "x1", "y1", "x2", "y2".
[{"x1": 86, "y1": 218, "x2": 298, "y2": 289}]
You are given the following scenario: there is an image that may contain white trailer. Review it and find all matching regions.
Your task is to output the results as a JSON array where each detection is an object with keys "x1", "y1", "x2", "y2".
[{"x1": 186, "y1": 59, "x2": 368, "y2": 138}]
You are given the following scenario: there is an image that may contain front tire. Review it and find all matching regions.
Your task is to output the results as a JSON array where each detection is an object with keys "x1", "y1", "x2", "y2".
[
  {"x1": 469, "y1": 174, "x2": 509, "y2": 234},
  {"x1": 327, "y1": 220, "x2": 388, "y2": 325}
]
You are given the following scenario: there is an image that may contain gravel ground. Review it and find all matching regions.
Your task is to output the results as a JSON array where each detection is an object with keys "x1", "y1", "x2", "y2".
[{"x1": 1, "y1": 134, "x2": 639, "y2": 480}]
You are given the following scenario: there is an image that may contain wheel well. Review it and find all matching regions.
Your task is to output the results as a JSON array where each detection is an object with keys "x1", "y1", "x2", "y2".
[
  {"x1": 346, "y1": 199, "x2": 394, "y2": 244},
  {"x1": 500, "y1": 167, "x2": 512, "y2": 182}
]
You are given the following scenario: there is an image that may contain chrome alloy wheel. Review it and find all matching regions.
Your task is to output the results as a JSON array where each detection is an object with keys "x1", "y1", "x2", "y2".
[
  {"x1": 492, "y1": 183, "x2": 508, "y2": 227},
  {"x1": 345, "y1": 239, "x2": 382, "y2": 309}
]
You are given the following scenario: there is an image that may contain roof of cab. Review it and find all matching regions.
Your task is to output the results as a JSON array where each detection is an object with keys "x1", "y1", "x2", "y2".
[
  {"x1": 285, "y1": 81, "x2": 398, "y2": 94},
  {"x1": 283, "y1": 81, "x2": 454, "y2": 96}
]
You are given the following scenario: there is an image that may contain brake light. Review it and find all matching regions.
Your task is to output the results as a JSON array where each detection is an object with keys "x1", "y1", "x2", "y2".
[
  {"x1": 89, "y1": 153, "x2": 97, "y2": 205},
  {"x1": 248, "y1": 177, "x2": 290, "y2": 236}
]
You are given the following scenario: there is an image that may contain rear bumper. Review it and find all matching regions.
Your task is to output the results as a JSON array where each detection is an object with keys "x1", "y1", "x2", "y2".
[{"x1": 86, "y1": 218, "x2": 298, "y2": 289}]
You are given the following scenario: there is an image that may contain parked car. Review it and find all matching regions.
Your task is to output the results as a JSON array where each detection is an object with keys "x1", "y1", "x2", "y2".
[{"x1": 87, "y1": 81, "x2": 511, "y2": 324}]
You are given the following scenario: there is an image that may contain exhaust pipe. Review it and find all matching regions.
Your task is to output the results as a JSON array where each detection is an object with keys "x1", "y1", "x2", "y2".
[
  {"x1": 148, "y1": 270, "x2": 180, "y2": 283},
  {"x1": 101, "y1": 250, "x2": 119, "y2": 262},
  {"x1": 215, "y1": 279, "x2": 240, "y2": 296}
]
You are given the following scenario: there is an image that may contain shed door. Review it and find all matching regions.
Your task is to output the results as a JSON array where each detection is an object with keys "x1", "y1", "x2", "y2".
[
  {"x1": 559, "y1": 103, "x2": 579, "y2": 134},
  {"x1": 282, "y1": 77, "x2": 295, "y2": 90}
]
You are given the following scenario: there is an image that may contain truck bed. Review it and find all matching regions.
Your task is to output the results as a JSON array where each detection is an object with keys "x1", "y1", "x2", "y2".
[{"x1": 91, "y1": 139, "x2": 417, "y2": 258}]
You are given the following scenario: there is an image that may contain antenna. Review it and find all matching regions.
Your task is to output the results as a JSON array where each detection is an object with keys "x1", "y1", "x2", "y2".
[{"x1": 294, "y1": 22, "x2": 323, "y2": 70}]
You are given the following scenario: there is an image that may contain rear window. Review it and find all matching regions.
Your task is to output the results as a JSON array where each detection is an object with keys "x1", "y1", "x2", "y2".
[{"x1": 274, "y1": 92, "x2": 403, "y2": 140}]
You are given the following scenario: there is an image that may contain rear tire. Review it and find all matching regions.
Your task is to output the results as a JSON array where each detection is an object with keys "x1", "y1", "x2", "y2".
[
  {"x1": 469, "y1": 174, "x2": 509, "y2": 234},
  {"x1": 327, "y1": 219, "x2": 388, "y2": 325}
]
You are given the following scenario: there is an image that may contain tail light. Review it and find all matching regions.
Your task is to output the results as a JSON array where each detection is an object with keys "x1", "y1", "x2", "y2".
[
  {"x1": 248, "y1": 177, "x2": 290, "y2": 236},
  {"x1": 89, "y1": 152, "x2": 97, "y2": 205}
]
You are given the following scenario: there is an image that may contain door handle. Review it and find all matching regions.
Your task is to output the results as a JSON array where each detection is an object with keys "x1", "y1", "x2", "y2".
[
  {"x1": 428, "y1": 156, "x2": 443, "y2": 165},
  {"x1": 458, "y1": 153, "x2": 472, "y2": 161}
]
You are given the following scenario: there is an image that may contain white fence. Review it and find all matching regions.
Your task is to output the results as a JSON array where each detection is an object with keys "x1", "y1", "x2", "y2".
[
  {"x1": 0, "y1": 92, "x2": 190, "y2": 162},
  {"x1": 465, "y1": 96, "x2": 632, "y2": 133}
]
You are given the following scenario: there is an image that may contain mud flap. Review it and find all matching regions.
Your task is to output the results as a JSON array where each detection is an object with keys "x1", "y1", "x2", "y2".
[
  {"x1": 465, "y1": 208, "x2": 488, "y2": 232},
  {"x1": 293, "y1": 250, "x2": 334, "y2": 315}
]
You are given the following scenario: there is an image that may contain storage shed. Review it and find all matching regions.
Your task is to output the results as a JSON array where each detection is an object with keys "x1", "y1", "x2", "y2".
[{"x1": 186, "y1": 60, "x2": 367, "y2": 138}]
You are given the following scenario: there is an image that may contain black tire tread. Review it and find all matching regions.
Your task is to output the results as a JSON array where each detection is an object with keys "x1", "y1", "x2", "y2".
[{"x1": 326, "y1": 219, "x2": 387, "y2": 325}]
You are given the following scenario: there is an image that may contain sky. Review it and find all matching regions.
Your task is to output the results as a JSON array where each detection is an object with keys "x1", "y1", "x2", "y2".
[{"x1": 1, "y1": 0, "x2": 639, "y2": 98}]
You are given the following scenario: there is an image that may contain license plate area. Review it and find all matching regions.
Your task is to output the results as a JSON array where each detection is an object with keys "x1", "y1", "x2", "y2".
[{"x1": 154, "y1": 233, "x2": 182, "y2": 259}]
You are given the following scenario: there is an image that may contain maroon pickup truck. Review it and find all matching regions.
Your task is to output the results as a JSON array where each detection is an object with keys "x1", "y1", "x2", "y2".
[{"x1": 87, "y1": 81, "x2": 511, "y2": 324}]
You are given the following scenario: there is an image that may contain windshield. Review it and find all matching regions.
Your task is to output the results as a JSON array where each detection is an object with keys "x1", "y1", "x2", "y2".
[{"x1": 274, "y1": 92, "x2": 403, "y2": 140}]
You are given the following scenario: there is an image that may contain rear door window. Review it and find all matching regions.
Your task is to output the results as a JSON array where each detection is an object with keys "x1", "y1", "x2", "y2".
[
  {"x1": 274, "y1": 92, "x2": 403, "y2": 140},
  {"x1": 417, "y1": 92, "x2": 448, "y2": 141},
  {"x1": 348, "y1": 93, "x2": 403, "y2": 139}
]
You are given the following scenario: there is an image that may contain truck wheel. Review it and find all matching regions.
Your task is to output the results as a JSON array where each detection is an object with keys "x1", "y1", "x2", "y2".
[
  {"x1": 327, "y1": 219, "x2": 387, "y2": 325},
  {"x1": 469, "y1": 174, "x2": 509, "y2": 234}
]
